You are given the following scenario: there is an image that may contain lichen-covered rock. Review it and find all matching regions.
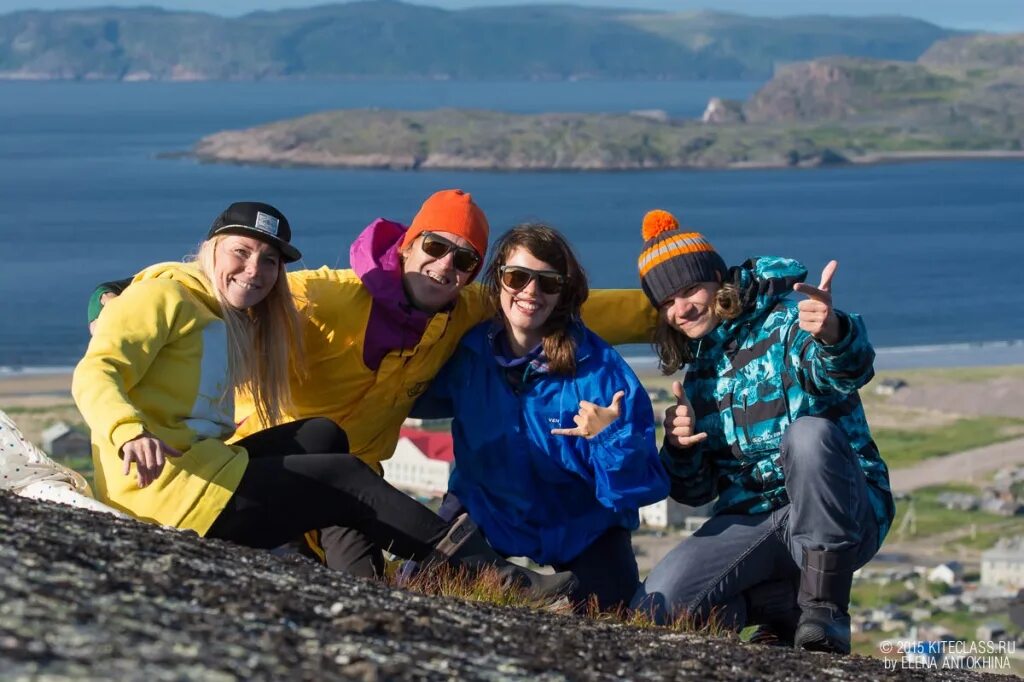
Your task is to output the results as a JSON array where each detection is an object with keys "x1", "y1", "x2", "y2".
[{"x1": 0, "y1": 492, "x2": 995, "y2": 680}]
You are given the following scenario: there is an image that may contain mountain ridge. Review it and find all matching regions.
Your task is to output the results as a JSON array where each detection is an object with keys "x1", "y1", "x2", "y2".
[{"x1": 0, "y1": 2, "x2": 958, "y2": 81}]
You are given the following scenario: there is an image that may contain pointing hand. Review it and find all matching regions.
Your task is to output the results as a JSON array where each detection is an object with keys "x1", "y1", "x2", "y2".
[{"x1": 793, "y1": 260, "x2": 841, "y2": 344}]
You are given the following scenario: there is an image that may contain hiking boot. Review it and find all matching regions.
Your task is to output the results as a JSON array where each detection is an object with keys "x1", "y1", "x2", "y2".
[
  {"x1": 428, "y1": 513, "x2": 578, "y2": 601},
  {"x1": 745, "y1": 579, "x2": 799, "y2": 648},
  {"x1": 747, "y1": 624, "x2": 795, "y2": 647},
  {"x1": 794, "y1": 607, "x2": 851, "y2": 655},
  {"x1": 793, "y1": 547, "x2": 855, "y2": 656}
]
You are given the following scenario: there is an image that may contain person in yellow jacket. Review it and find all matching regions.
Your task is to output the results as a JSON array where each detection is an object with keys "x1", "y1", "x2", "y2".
[
  {"x1": 72, "y1": 200, "x2": 577, "y2": 600},
  {"x1": 90, "y1": 190, "x2": 658, "y2": 576}
]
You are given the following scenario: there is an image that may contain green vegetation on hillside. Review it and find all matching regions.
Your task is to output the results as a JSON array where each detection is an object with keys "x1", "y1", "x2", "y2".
[
  {"x1": 0, "y1": 3, "x2": 955, "y2": 81},
  {"x1": 890, "y1": 484, "x2": 1006, "y2": 540},
  {"x1": 188, "y1": 31, "x2": 1024, "y2": 171},
  {"x1": 874, "y1": 416, "x2": 1024, "y2": 469}
]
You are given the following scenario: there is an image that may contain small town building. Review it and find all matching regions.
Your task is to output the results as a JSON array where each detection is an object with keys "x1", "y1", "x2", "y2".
[
  {"x1": 41, "y1": 422, "x2": 90, "y2": 458},
  {"x1": 874, "y1": 378, "x2": 907, "y2": 396},
  {"x1": 928, "y1": 561, "x2": 964, "y2": 586},
  {"x1": 382, "y1": 428, "x2": 454, "y2": 499},
  {"x1": 982, "y1": 537, "x2": 1024, "y2": 590}
]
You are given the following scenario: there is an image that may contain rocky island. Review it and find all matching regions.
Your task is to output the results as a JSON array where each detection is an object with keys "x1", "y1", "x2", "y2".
[{"x1": 191, "y1": 33, "x2": 1024, "y2": 172}]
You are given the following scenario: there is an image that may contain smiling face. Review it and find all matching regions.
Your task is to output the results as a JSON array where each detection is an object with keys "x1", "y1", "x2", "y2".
[
  {"x1": 213, "y1": 234, "x2": 282, "y2": 310},
  {"x1": 661, "y1": 281, "x2": 722, "y2": 340},
  {"x1": 401, "y1": 230, "x2": 479, "y2": 313},
  {"x1": 499, "y1": 246, "x2": 562, "y2": 353}
]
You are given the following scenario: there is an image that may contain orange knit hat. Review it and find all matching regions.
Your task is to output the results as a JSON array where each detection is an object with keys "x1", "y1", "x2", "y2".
[{"x1": 400, "y1": 189, "x2": 490, "y2": 262}]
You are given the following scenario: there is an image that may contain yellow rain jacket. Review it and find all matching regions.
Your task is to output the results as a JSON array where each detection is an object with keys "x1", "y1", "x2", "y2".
[{"x1": 72, "y1": 264, "x2": 246, "y2": 535}]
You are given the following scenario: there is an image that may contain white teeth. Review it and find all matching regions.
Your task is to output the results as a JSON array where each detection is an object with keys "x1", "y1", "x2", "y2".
[
  {"x1": 427, "y1": 272, "x2": 448, "y2": 285},
  {"x1": 233, "y1": 280, "x2": 258, "y2": 290},
  {"x1": 514, "y1": 299, "x2": 539, "y2": 312}
]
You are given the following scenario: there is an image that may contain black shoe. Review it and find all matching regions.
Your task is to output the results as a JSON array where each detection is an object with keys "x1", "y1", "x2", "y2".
[
  {"x1": 747, "y1": 624, "x2": 795, "y2": 647},
  {"x1": 794, "y1": 547, "x2": 855, "y2": 656},
  {"x1": 744, "y1": 579, "x2": 799, "y2": 647},
  {"x1": 794, "y1": 606, "x2": 851, "y2": 655},
  {"x1": 430, "y1": 513, "x2": 578, "y2": 601}
]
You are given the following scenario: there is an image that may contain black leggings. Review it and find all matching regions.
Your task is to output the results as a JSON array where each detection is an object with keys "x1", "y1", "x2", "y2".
[{"x1": 206, "y1": 418, "x2": 449, "y2": 560}]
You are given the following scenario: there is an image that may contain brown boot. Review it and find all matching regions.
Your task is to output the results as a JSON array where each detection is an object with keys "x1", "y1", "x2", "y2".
[{"x1": 428, "y1": 513, "x2": 578, "y2": 601}]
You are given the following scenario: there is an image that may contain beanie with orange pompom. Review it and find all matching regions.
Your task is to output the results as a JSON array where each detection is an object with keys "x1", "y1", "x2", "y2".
[{"x1": 637, "y1": 209, "x2": 727, "y2": 307}]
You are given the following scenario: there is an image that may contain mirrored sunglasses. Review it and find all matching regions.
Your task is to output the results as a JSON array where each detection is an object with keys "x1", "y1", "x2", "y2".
[
  {"x1": 499, "y1": 265, "x2": 565, "y2": 295},
  {"x1": 420, "y1": 232, "x2": 481, "y2": 273}
]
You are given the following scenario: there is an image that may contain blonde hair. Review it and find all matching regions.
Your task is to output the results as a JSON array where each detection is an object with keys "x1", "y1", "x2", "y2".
[
  {"x1": 194, "y1": 236, "x2": 304, "y2": 427},
  {"x1": 653, "y1": 282, "x2": 743, "y2": 374}
]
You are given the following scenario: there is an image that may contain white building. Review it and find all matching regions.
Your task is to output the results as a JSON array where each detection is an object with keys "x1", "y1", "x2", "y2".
[
  {"x1": 41, "y1": 422, "x2": 90, "y2": 458},
  {"x1": 928, "y1": 561, "x2": 964, "y2": 586},
  {"x1": 981, "y1": 536, "x2": 1024, "y2": 590},
  {"x1": 382, "y1": 428, "x2": 454, "y2": 499},
  {"x1": 639, "y1": 499, "x2": 713, "y2": 530}
]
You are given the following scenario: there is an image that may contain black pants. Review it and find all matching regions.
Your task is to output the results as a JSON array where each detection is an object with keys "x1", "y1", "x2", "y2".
[
  {"x1": 206, "y1": 418, "x2": 448, "y2": 561},
  {"x1": 427, "y1": 493, "x2": 638, "y2": 611}
]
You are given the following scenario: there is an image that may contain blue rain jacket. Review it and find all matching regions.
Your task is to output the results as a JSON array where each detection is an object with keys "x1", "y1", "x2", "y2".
[{"x1": 414, "y1": 321, "x2": 669, "y2": 565}]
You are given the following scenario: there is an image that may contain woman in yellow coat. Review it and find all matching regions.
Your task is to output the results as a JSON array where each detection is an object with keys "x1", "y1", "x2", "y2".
[{"x1": 72, "y1": 201, "x2": 574, "y2": 598}]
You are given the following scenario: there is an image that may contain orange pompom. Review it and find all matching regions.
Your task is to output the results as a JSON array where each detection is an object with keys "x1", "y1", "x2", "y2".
[{"x1": 642, "y1": 209, "x2": 679, "y2": 241}]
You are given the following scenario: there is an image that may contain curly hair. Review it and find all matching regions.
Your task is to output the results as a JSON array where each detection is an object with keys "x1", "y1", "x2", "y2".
[{"x1": 653, "y1": 282, "x2": 742, "y2": 374}]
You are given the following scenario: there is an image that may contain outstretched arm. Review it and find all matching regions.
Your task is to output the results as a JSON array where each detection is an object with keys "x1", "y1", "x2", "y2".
[
  {"x1": 790, "y1": 260, "x2": 875, "y2": 395},
  {"x1": 581, "y1": 289, "x2": 658, "y2": 345}
]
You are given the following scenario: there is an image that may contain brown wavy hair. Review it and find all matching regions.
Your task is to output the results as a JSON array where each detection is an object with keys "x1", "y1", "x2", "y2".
[
  {"x1": 653, "y1": 282, "x2": 743, "y2": 374},
  {"x1": 483, "y1": 223, "x2": 589, "y2": 375}
]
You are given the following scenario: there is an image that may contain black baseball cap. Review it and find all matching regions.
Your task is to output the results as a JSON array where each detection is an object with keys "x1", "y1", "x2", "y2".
[{"x1": 207, "y1": 201, "x2": 302, "y2": 263}]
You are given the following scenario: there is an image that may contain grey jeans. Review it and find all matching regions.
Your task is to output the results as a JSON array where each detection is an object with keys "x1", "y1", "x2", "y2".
[{"x1": 631, "y1": 416, "x2": 881, "y2": 627}]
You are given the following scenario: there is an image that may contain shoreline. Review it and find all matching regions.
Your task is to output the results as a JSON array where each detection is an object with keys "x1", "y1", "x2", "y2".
[
  {"x1": 5, "y1": 339, "x2": 1024, "y2": 379},
  {"x1": 5, "y1": 352, "x2": 1024, "y2": 398},
  {"x1": 183, "y1": 148, "x2": 1024, "y2": 174}
]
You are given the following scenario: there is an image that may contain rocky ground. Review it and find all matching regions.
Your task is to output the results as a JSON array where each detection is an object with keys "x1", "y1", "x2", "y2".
[{"x1": 0, "y1": 493, "x2": 1001, "y2": 681}]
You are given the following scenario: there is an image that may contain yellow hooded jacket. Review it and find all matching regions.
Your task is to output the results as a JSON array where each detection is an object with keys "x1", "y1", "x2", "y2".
[{"x1": 72, "y1": 263, "x2": 246, "y2": 535}]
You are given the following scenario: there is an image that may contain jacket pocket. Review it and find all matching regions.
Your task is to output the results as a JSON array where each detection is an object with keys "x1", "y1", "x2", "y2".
[{"x1": 730, "y1": 381, "x2": 790, "y2": 459}]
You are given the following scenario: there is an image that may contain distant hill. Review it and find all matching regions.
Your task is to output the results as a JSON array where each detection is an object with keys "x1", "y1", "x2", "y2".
[
  {"x1": 0, "y1": 1, "x2": 958, "y2": 81},
  {"x1": 188, "y1": 33, "x2": 1024, "y2": 171},
  {"x1": 919, "y1": 32, "x2": 1024, "y2": 69},
  {"x1": 744, "y1": 33, "x2": 1024, "y2": 146}
]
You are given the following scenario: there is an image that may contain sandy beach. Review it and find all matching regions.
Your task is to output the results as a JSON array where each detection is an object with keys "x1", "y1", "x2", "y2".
[{"x1": 0, "y1": 372, "x2": 74, "y2": 400}]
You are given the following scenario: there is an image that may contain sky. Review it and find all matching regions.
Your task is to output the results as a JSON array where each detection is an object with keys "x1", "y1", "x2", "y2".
[{"x1": 1, "y1": 0, "x2": 1022, "y2": 33}]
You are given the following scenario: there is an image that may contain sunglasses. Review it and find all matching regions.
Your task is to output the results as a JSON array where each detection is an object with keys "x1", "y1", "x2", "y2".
[
  {"x1": 499, "y1": 265, "x2": 565, "y2": 295},
  {"x1": 419, "y1": 232, "x2": 481, "y2": 273}
]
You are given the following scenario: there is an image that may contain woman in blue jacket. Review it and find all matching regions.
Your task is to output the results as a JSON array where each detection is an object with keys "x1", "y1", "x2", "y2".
[{"x1": 413, "y1": 223, "x2": 670, "y2": 610}]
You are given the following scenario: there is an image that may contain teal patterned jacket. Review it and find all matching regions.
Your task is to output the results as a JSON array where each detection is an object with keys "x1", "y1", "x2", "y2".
[{"x1": 661, "y1": 256, "x2": 895, "y2": 546}]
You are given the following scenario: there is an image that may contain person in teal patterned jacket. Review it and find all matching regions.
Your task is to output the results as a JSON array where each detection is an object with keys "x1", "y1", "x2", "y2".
[{"x1": 629, "y1": 209, "x2": 894, "y2": 656}]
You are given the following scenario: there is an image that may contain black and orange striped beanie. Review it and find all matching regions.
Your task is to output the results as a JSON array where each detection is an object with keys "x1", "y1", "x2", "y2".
[{"x1": 637, "y1": 209, "x2": 727, "y2": 307}]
